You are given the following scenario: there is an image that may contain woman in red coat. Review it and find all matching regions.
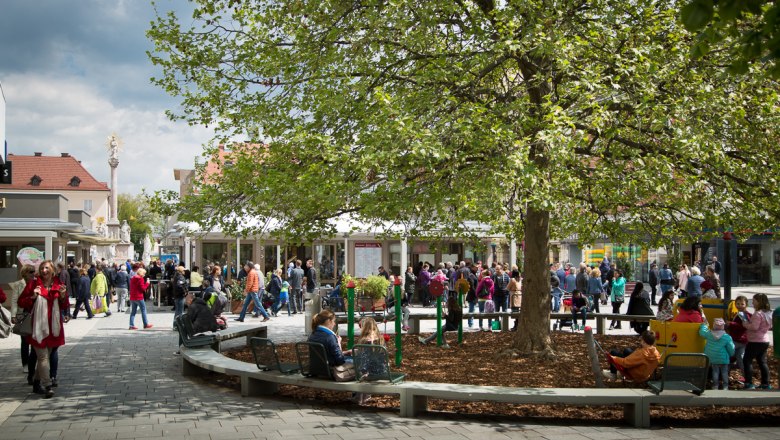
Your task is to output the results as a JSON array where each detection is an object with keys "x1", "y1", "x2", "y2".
[
  {"x1": 17, "y1": 260, "x2": 70, "y2": 398},
  {"x1": 129, "y1": 267, "x2": 152, "y2": 330}
]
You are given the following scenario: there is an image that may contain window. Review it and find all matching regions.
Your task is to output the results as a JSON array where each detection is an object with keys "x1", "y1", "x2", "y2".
[
  {"x1": 83, "y1": 199, "x2": 93, "y2": 212},
  {"x1": 203, "y1": 243, "x2": 228, "y2": 267},
  {"x1": 29, "y1": 175, "x2": 42, "y2": 186},
  {"x1": 69, "y1": 176, "x2": 81, "y2": 187},
  {"x1": 315, "y1": 244, "x2": 336, "y2": 282}
]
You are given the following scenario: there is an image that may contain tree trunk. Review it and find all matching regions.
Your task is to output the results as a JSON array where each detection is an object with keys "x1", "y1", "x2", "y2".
[{"x1": 513, "y1": 205, "x2": 554, "y2": 357}]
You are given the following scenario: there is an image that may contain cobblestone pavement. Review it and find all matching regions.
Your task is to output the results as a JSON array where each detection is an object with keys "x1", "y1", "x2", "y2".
[{"x1": 0, "y1": 289, "x2": 778, "y2": 440}]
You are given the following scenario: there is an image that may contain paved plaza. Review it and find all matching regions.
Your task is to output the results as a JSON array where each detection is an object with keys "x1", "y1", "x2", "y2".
[{"x1": 1, "y1": 287, "x2": 778, "y2": 439}]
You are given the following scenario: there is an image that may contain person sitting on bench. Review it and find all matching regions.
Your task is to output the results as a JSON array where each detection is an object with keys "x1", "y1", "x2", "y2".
[
  {"x1": 602, "y1": 330, "x2": 661, "y2": 382},
  {"x1": 418, "y1": 296, "x2": 462, "y2": 348}
]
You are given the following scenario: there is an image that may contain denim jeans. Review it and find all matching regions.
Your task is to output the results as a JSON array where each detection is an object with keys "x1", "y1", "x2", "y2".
[
  {"x1": 572, "y1": 307, "x2": 587, "y2": 326},
  {"x1": 129, "y1": 299, "x2": 149, "y2": 327},
  {"x1": 733, "y1": 342, "x2": 746, "y2": 373},
  {"x1": 478, "y1": 300, "x2": 492, "y2": 329},
  {"x1": 239, "y1": 291, "x2": 269, "y2": 319},
  {"x1": 173, "y1": 297, "x2": 185, "y2": 327},
  {"x1": 494, "y1": 294, "x2": 508, "y2": 312},
  {"x1": 467, "y1": 300, "x2": 477, "y2": 327},
  {"x1": 711, "y1": 364, "x2": 729, "y2": 389},
  {"x1": 273, "y1": 297, "x2": 290, "y2": 316},
  {"x1": 551, "y1": 288, "x2": 562, "y2": 312}
]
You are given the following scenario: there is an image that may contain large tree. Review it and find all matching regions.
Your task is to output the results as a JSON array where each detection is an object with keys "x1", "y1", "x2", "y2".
[{"x1": 148, "y1": 0, "x2": 779, "y2": 356}]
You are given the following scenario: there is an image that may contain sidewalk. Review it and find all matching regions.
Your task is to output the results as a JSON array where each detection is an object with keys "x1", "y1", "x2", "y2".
[{"x1": 0, "y1": 300, "x2": 777, "y2": 439}]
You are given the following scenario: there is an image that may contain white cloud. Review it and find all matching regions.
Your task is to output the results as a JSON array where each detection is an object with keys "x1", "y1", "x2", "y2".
[{"x1": 3, "y1": 72, "x2": 212, "y2": 195}]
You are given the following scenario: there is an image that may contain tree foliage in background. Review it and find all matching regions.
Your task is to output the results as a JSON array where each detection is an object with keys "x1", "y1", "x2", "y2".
[
  {"x1": 148, "y1": 0, "x2": 779, "y2": 356},
  {"x1": 682, "y1": 0, "x2": 780, "y2": 77},
  {"x1": 118, "y1": 193, "x2": 162, "y2": 256}
]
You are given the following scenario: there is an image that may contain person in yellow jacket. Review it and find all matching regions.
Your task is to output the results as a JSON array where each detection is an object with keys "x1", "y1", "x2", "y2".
[
  {"x1": 90, "y1": 264, "x2": 111, "y2": 317},
  {"x1": 602, "y1": 330, "x2": 661, "y2": 382}
]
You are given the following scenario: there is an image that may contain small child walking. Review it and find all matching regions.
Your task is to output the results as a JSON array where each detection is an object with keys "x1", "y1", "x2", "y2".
[
  {"x1": 273, "y1": 280, "x2": 290, "y2": 316},
  {"x1": 699, "y1": 318, "x2": 735, "y2": 390},
  {"x1": 728, "y1": 295, "x2": 751, "y2": 384}
]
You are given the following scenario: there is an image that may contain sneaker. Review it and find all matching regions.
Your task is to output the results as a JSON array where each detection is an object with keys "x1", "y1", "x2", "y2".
[
  {"x1": 402, "y1": 326, "x2": 410, "y2": 331},
  {"x1": 261, "y1": 317, "x2": 270, "y2": 322},
  {"x1": 144, "y1": 324, "x2": 154, "y2": 329},
  {"x1": 234, "y1": 318, "x2": 244, "y2": 322},
  {"x1": 418, "y1": 336, "x2": 429, "y2": 345},
  {"x1": 609, "y1": 325, "x2": 615, "y2": 330},
  {"x1": 441, "y1": 343, "x2": 451, "y2": 349},
  {"x1": 50, "y1": 378, "x2": 58, "y2": 388},
  {"x1": 758, "y1": 384, "x2": 773, "y2": 390},
  {"x1": 32, "y1": 381, "x2": 45, "y2": 394},
  {"x1": 744, "y1": 384, "x2": 756, "y2": 390},
  {"x1": 601, "y1": 370, "x2": 617, "y2": 381},
  {"x1": 129, "y1": 326, "x2": 138, "y2": 330},
  {"x1": 44, "y1": 387, "x2": 54, "y2": 399}
]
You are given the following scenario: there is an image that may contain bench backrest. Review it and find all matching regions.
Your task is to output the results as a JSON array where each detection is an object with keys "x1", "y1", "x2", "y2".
[
  {"x1": 353, "y1": 344, "x2": 389, "y2": 380},
  {"x1": 295, "y1": 341, "x2": 333, "y2": 379},
  {"x1": 250, "y1": 337, "x2": 282, "y2": 371},
  {"x1": 662, "y1": 353, "x2": 709, "y2": 389}
]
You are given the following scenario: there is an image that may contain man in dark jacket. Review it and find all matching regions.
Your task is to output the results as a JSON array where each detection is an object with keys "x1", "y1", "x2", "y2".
[
  {"x1": 187, "y1": 295, "x2": 217, "y2": 334},
  {"x1": 649, "y1": 263, "x2": 660, "y2": 305}
]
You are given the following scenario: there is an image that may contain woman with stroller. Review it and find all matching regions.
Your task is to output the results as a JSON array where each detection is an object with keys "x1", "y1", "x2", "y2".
[{"x1": 570, "y1": 290, "x2": 588, "y2": 331}]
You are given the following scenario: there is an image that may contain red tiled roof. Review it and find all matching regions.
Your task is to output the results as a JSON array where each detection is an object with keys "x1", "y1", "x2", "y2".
[{"x1": 5, "y1": 153, "x2": 110, "y2": 191}]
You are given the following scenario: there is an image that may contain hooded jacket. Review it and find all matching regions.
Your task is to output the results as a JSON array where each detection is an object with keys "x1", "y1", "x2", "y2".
[
  {"x1": 613, "y1": 345, "x2": 661, "y2": 382},
  {"x1": 699, "y1": 324, "x2": 735, "y2": 365}
]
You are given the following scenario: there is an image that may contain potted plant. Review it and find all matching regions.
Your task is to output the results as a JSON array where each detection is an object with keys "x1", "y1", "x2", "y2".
[
  {"x1": 227, "y1": 278, "x2": 248, "y2": 314},
  {"x1": 358, "y1": 275, "x2": 390, "y2": 312}
]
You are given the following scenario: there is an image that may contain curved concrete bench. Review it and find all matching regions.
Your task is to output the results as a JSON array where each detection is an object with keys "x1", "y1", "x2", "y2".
[
  {"x1": 180, "y1": 346, "x2": 780, "y2": 428},
  {"x1": 180, "y1": 346, "x2": 645, "y2": 426}
]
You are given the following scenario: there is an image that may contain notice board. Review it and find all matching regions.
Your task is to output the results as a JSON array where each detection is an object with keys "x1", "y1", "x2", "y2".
[{"x1": 354, "y1": 243, "x2": 382, "y2": 278}]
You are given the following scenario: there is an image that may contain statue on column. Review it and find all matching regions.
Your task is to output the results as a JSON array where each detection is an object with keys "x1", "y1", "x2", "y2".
[
  {"x1": 96, "y1": 221, "x2": 107, "y2": 237},
  {"x1": 107, "y1": 134, "x2": 121, "y2": 164},
  {"x1": 120, "y1": 220, "x2": 132, "y2": 243},
  {"x1": 142, "y1": 234, "x2": 152, "y2": 264}
]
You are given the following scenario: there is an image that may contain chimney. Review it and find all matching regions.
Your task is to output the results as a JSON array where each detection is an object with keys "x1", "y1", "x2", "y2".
[
  {"x1": 34, "y1": 152, "x2": 42, "y2": 156},
  {"x1": 61, "y1": 153, "x2": 70, "y2": 157}
]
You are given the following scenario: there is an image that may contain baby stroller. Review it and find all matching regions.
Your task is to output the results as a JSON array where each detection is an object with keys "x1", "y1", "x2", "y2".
[{"x1": 553, "y1": 290, "x2": 574, "y2": 331}]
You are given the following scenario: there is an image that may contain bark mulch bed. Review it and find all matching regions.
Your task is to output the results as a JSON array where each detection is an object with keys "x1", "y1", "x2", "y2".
[{"x1": 211, "y1": 331, "x2": 780, "y2": 427}]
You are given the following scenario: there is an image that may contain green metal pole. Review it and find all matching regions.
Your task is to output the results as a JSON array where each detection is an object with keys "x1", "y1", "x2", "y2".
[
  {"x1": 458, "y1": 291, "x2": 464, "y2": 344},
  {"x1": 394, "y1": 277, "x2": 402, "y2": 366},
  {"x1": 455, "y1": 275, "x2": 469, "y2": 345},
  {"x1": 436, "y1": 295, "x2": 443, "y2": 346},
  {"x1": 347, "y1": 280, "x2": 355, "y2": 350}
]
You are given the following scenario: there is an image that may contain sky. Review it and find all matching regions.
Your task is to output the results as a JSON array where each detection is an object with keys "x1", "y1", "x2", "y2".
[{"x1": 0, "y1": 0, "x2": 213, "y2": 195}]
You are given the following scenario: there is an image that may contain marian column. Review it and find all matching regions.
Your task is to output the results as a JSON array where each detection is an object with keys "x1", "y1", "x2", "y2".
[{"x1": 108, "y1": 134, "x2": 120, "y2": 220}]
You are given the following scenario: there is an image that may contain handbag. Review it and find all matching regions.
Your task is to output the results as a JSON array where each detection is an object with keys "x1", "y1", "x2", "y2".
[
  {"x1": 12, "y1": 312, "x2": 33, "y2": 337},
  {"x1": 331, "y1": 363, "x2": 356, "y2": 382},
  {"x1": 0, "y1": 305, "x2": 12, "y2": 338}
]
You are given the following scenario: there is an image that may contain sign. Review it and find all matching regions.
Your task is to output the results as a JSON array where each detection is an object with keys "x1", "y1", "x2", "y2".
[
  {"x1": 0, "y1": 161, "x2": 10, "y2": 184},
  {"x1": 17, "y1": 247, "x2": 45, "y2": 268},
  {"x1": 354, "y1": 243, "x2": 382, "y2": 278}
]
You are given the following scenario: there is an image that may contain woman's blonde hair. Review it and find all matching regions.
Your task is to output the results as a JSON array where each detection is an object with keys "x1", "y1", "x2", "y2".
[
  {"x1": 136, "y1": 268, "x2": 147, "y2": 277},
  {"x1": 37, "y1": 260, "x2": 54, "y2": 279},
  {"x1": 590, "y1": 268, "x2": 601, "y2": 278},
  {"x1": 20, "y1": 264, "x2": 35, "y2": 279}
]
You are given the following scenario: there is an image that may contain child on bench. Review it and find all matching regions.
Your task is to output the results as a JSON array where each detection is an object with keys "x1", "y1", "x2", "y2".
[{"x1": 602, "y1": 330, "x2": 661, "y2": 382}]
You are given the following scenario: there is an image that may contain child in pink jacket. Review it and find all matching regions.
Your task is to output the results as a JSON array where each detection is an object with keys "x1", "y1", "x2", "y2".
[{"x1": 741, "y1": 293, "x2": 774, "y2": 390}]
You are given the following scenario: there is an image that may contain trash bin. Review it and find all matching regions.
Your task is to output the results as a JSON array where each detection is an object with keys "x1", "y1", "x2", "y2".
[{"x1": 304, "y1": 291, "x2": 323, "y2": 335}]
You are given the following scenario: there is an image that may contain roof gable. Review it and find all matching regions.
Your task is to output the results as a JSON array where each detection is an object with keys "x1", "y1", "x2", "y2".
[{"x1": 5, "y1": 153, "x2": 110, "y2": 191}]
